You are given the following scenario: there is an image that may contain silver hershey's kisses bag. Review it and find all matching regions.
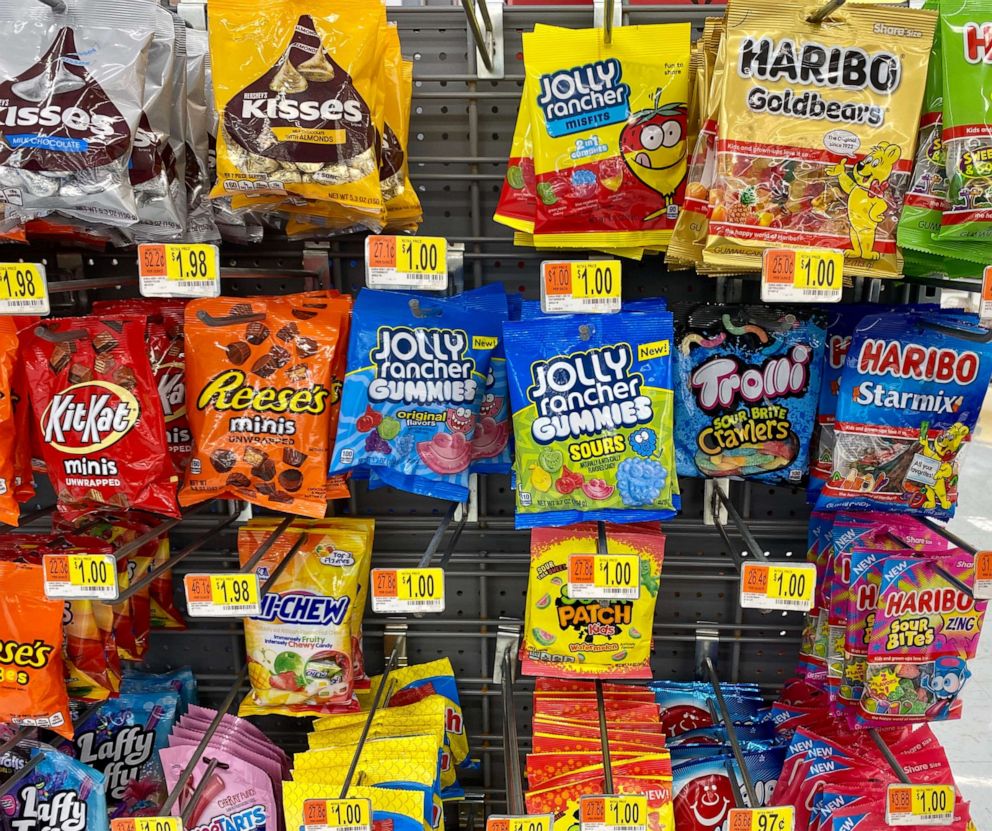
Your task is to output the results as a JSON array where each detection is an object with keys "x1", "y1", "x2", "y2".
[{"x1": 183, "y1": 29, "x2": 221, "y2": 243}]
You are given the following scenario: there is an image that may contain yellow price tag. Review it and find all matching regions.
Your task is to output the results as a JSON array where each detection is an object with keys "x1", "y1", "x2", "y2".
[
  {"x1": 728, "y1": 807, "x2": 794, "y2": 831},
  {"x1": 761, "y1": 248, "x2": 842, "y2": 303},
  {"x1": 183, "y1": 573, "x2": 261, "y2": 617},
  {"x1": 371, "y1": 567, "x2": 445, "y2": 613},
  {"x1": 67, "y1": 554, "x2": 116, "y2": 589},
  {"x1": 542, "y1": 260, "x2": 621, "y2": 313},
  {"x1": 886, "y1": 784, "x2": 954, "y2": 825},
  {"x1": 210, "y1": 574, "x2": 260, "y2": 607},
  {"x1": 766, "y1": 565, "x2": 815, "y2": 603},
  {"x1": 164, "y1": 244, "x2": 218, "y2": 282},
  {"x1": 568, "y1": 554, "x2": 640, "y2": 600},
  {"x1": 0, "y1": 262, "x2": 49, "y2": 314},
  {"x1": 740, "y1": 562, "x2": 816, "y2": 611},
  {"x1": 487, "y1": 815, "x2": 554, "y2": 831},
  {"x1": 365, "y1": 235, "x2": 447, "y2": 289},
  {"x1": 303, "y1": 797, "x2": 372, "y2": 831},
  {"x1": 792, "y1": 250, "x2": 842, "y2": 292},
  {"x1": 571, "y1": 261, "x2": 621, "y2": 299},
  {"x1": 580, "y1": 795, "x2": 647, "y2": 831},
  {"x1": 397, "y1": 567, "x2": 444, "y2": 601},
  {"x1": 111, "y1": 818, "x2": 184, "y2": 831},
  {"x1": 395, "y1": 237, "x2": 446, "y2": 276}
]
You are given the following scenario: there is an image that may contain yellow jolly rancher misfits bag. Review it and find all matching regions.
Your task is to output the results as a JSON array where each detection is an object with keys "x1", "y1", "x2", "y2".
[
  {"x1": 208, "y1": 0, "x2": 386, "y2": 229},
  {"x1": 703, "y1": 0, "x2": 936, "y2": 278},
  {"x1": 524, "y1": 24, "x2": 691, "y2": 250}
]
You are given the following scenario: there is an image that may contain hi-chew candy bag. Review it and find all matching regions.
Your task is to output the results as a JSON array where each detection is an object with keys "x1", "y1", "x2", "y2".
[
  {"x1": 704, "y1": 0, "x2": 936, "y2": 277},
  {"x1": 523, "y1": 23, "x2": 691, "y2": 250},
  {"x1": 22, "y1": 317, "x2": 179, "y2": 520},
  {"x1": 4, "y1": 747, "x2": 109, "y2": 831},
  {"x1": 330, "y1": 289, "x2": 499, "y2": 502},
  {"x1": 522, "y1": 524, "x2": 665, "y2": 680},
  {"x1": 0, "y1": 561, "x2": 72, "y2": 739},
  {"x1": 674, "y1": 305, "x2": 826, "y2": 483},
  {"x1": 817, "y1": 312, "x2": 992, "y2": 518},
  {"x1": 860, "y1": 550, "x2": 987, "y2": 727},
  {"x1": 504, "y1": 309, "x2": 678, "y2": 527},
  {"x1": 182, "y1": 295, "x2": 342, "y2": 518},
  {"x1": 57, "y1": 691, "x2": 179, "y2": 818}
]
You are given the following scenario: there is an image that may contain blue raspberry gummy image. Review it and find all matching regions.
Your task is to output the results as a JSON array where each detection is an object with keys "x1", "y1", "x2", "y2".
[
  {"x1": 630, "y1": 428, "x2": 658, "y2": 457},
  {"x1": 616, "y1": 457, "x2": 667, "y2": 506}
]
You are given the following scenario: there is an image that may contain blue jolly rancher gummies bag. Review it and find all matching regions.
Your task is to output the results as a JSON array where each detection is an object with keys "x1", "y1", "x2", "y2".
[{"x1": 331, "y1": 289, "x2": 500, "y2": 502}]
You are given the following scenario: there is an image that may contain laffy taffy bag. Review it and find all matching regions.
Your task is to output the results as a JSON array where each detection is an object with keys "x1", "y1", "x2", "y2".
[
  {"x1": 704, "y1": 0, "x2": 935, "y2": 278},
  {"x1": 208, "y1": 0, "x2": 386, "y2": 230},
  {"x1": 523, "y1": 23, "x2": 691, "y2": 249}
]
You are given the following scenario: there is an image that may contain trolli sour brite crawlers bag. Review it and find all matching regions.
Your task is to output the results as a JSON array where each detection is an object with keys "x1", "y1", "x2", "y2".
[
  {"x1": 817, "y1": 312, "x2": 992, "y2": 518},
  {"x1": 703, "y1": 0, "x2": 936, "y2": 278}
]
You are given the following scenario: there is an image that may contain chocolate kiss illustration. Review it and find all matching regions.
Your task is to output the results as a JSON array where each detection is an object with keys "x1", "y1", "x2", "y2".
[
  {"x1": 0, "y1": 27, "x2": 129, "y2": 173},
  {"x1": 224, "y1": 14, "x2": 375, "y2": 166}
]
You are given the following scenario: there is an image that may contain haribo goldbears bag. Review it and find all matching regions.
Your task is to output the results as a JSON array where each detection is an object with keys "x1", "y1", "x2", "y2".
[
  {"x1": 504, "y1": 310, "x2": 679, "y2": 527},
  {"x1": 674, "y1": 305, "x2": 826, "y2": 483},
  {"x1": 704, "y1": 0, "x2": 936, "y2": 278},
  {"x1": 817, "y1": 312, "x2": 992, "y2": 518}
]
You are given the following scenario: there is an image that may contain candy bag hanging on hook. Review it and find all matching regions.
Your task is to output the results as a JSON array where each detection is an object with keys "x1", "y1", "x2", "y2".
[{"x1": 5, "y1": 747, "x2": 109, "y2": 831}]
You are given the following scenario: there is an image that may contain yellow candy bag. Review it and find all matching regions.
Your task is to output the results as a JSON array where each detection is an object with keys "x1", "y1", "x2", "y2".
[
  {"x1": 703, "y1": 0, "x2": 936, "y2": 277},
  {"x1": 284, "y1": 783, "x2": 424, "y2": 831},
  {"x1": 208, "y1": 0, "x2": 386, "y2": 229},
  {"x1": 524, "y1": 24, "x2": 691, "y2": 249}
]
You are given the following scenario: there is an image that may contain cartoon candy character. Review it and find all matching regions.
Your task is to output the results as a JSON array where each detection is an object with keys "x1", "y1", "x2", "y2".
[
  {"x1": 620, "y1": 94, "x2": 688, "y2": 221},
  {"x1": 921, "y1": 656, "x2": 970, "y2": 703},
  {"x1": 674, "y1": 773, "x2": 734, "y2": 831}
]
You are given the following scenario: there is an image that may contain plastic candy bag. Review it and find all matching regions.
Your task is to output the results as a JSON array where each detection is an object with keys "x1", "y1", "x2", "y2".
[{"x1": 3, "y1": 747, "x2": 108, "y2": 831}]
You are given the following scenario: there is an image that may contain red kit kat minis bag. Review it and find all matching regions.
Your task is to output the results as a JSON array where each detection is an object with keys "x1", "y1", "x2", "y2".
[{"x1": 22, "y1": 318, "x2": 180, "y2": 520}]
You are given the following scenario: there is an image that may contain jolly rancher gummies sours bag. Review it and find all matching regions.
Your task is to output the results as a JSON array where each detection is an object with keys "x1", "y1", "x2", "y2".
[{"x1": 704, "y1": 0, "x2": 936, "y2": 278}]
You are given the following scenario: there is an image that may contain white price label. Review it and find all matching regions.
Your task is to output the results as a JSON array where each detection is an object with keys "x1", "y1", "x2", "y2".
[
  {"x1": 183, "y1": 573, "x2": 261, "y2": 617},
  {"x1": 541, "y1": 261, "x2": 621, "y2": 314},
  {"x1": 371, "y1": 567, "x2": 445, "y2": 613},
  {"x1": 567, "y1": 554, "x2": 640, "y2": 600},
  {"x1": 886, "y1": 784, "x2": 954, "y2": 826},
  {"x1": 138, "y1": 243, "x2": 221, "y2": 298},
  {"x1": 365, "y1": 235, "x2": 448, "y2": 290},
  {"x1": 740, "y1": 562, "x2": 816, "y2": 611},
  {"x1": 761, "y1": 249, "x2": 843, "y2": 303},
  {"x1": 43, "y1": 553, "x2": 118, "y2": 600}
]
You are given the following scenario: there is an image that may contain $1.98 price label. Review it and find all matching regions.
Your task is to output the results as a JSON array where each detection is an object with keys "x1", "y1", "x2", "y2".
[
  {"x1": 740, "y1": 562, "x2": 816, "y2": 611},
  {"x1": 487, "y1": 815, "x2": 554, "y2": 831},
  {"x1": 579, "y1": 795, "x2": 647, "y2": 831},
  {"x1": 365, "y1": 235, "x2": 448, "y2": 290},
  {"x1": 371, "y1": 567, "x2": 445, "y2": 613},
  {"x1": 43, "y1": 553, "x2": 118, "y2": 600},
  {"x1": 886, "y1": 784, "x2": 955, "y2": 826},
  {"x1": 761, "y1": 249, "x2": 843, "y2": 303},
  {"x1": 183, "y1": 573, "x2": 261, "y2": 617},
  {"x1": 302, "y1": 797, "x2": 372, "y2": 831},
  {"x1": 541, "y1": 260, "x2": 621, "y2": 314},
  {"x1": 567, "y1": 553, "x2": 640, "y2": 600},
  {"x1": 138, "y1": 243, "x2": 221, "y2": 298},
  {"x1": 728, "y1": 807, "x2": 795, "y2": 831},
  {"x1": 0, "y1": 262, "x2": 49, "y2": 315},
  {"x1": 111, "y1": 818, "x2": 184, "y2": 831}
]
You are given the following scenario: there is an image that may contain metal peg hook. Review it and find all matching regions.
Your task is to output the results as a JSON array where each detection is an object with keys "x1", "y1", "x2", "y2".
[
  {"x1": 807, "y1": 0, "x2": 845, "y2": 25},
  {"x1": 36, "y1": 0, "x2": 66, "y2": 12},
  {"x1": 604, "y1": 0, "x2": 615, "y2": 43},
  {"x1": 460, "y1": 0, "x2": 495, "y2": 73}
]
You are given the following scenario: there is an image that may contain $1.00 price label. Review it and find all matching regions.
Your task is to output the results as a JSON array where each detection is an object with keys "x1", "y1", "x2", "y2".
[
  {"x1": 0, "y1": 262, "x2": 49, "y2": 315},
  {"x1": 138, "y1": 243, "x2": 221, "y2": 298},
  {"x1": 43, "y1": 553, "x2": 118, "y2": 600},
  {"x1": 487, "y1": 815, "x2": 554, "y2": 831},
  {"x1": 567, "y1": 553, "x2": 640, "y2": 600},
  {"x1": 541, "y1": 261, "x2": 621, "y2": 314},
  {"x1": 371, "y1": 567, "x2": 445, "y2": 613},
  {"x1": 740, "y1": 562, "x2": 816, "y2": 611},
  {"x1": 579, "y1": 796, "x2": 647, "y2": 831},
  {"x1": 727, "y1": 807, "x2": 795, "y2": 831},
  {"x1": 886, "y1": 784, "x2": 955, "y2": 826},
  {"x1": 183, "y1": 573, "x2": 261, "y2": 617},
  {"x1": 302, "y1": 798, "x2": 372, "y2": 831},
  {"x1": 973, "y1": 550, "x2": 992, "y2": 599},
  {"x1": 761, "y1": 249, "x2": 843, "y2": 303},
  {"x1": 365, "y1": 235, "x2": 448, "y2": 290},
  {"x1": 111, "y1": 818, "x2": 184, "y2": 831}
]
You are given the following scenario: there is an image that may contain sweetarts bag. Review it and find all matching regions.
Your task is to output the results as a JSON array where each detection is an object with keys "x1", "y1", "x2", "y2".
[
  {"x1": 816, "y1": 312, "x2": 992, "y2": 518},
  {"x1": 330, "y1": 289, "x2": 499, "y2": 502},
  {"x1": 704, "y1": 0, "x2": 936, "y2": 278},
  {"x1": 504, "y1": 310, "x2": 679, "y2": 527},
  {"x1": 674, "y1": 305, "x2": 826, "y2": 483},
  {"x1": 4, "y1": 747, "x2": 108, "y2": 831},
  {"x1": 0, "y1": 0, "x2": 153, "y2": 230},
  {"x1": 21, "y1": 317, "x2": 180, "y2": 520}
]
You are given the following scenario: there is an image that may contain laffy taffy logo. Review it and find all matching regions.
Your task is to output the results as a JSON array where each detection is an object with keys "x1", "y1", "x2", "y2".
[
  {"x1": 41, "y1": 381, "x2": 139, "y2": 455},
  {"x1": 537, "y1": 59, "x2": 630, "y2": 138},
  {"x1": 527, "y1": 344, "x2": 652, "y2": 444},
  {"x1": 13, "y1": 785, "x2": 87, "y2": 831},
  {"x1": 369, "y1": 326, "x2": 477, "y2": 406}
]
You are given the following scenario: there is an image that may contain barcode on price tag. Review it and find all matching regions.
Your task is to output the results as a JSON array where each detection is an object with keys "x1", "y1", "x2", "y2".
[
  {"x1": 0, "y1": 262, "x2": 49, "y2": 315},
  {"x1": 740, "y1": 562, "x2": 816, "y2": 611},
  {"x1": 579, "y1": 795, "x2": 647, "y2": 831},
  {"x1": 487, "y1": 814, "x2": 554, "y2": 831},
  {"x1": 111, "y1": 818, "x2": 184, "y2": 831},
  {"x1": 365, "y1": 235, "x2": 448, "y2": 290},
  {"x1": 973, "y1": 551, "x2": 992, "y2": 599},
  {"x1": 371, "y1": 567, "x2": 445, "y2": 613},
  {"x1": 727, "y1": 807, "x2": 794, "y2": 831},
  {"x1": 541, "y1": 261, "x2": 621, "y2": 314},
  {"x1": 567, "y1": 554, "x2": 640, "y2": 600},
  {"x1": 761, "y1": 249, "x2": 843, "y2": 303},
  {"x1": 138, "y1": 243, "x2": 221, "y2": 298},
  {"x1": 886, "y1": 784, "x2": 955, "y2": 826},
  {"x1": 183, "y1": 573, "x2": 261, "y2": 617},
  {"x1": 302, "y1": 797, "x2": 372, "y2": 831},
  {"x1": 43, "y1": 553, "x2": 118, "y2": 600}
]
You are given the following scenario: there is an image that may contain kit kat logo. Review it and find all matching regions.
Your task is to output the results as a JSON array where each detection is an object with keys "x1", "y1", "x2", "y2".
[
  {"x1": 157, "y1": 362, "x2": 186, "y2": 422},
  {"x1": 41, "y1": 381, "x2": 139, "y2": 454},
  {"x1": 963, "y1": 22, "x2": 992, "y2": 64}
]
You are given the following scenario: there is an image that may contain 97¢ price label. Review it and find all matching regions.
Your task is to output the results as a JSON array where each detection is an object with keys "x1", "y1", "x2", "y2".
[
  {"x1": 303, "y1": 797, "x2": 372, "y2": 831},
  {"x1": 371, "y1": 567, "x2": 445, "y2": 613},
  {"x1": 761, "y1": 249, "x2": 843, "y2": 303},
  {"x1": 183, "y1": 573, "x2": 261, "y2": 617},
  {"x1": 111, "y1": 819, "x2": 184, "y2": 831},
  {"x1": 740, "y1": 562, "x2": 815, "y2": 611},
  {"x1": 728, "y1": 807, "x2": 794, "y2": 831},
  {"x1": 487, "y1": 815, "x2": 554, "y2": 831},
  {"x1": 0, "y1": 262, "x2": 49, "y2": 315},
  {"x1": 541, "y1": 260, "x2": 621, "y2": 314},
  {"x1": 567, "y1": 554, "x2": 640, "y2": 600},
  {"x1": 579, "y1": 795, "x2": 647, "y2": 831}
]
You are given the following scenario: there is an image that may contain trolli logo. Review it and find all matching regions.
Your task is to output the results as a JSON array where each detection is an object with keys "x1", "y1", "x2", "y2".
[{"x1": 41, "y1": 381, "x2": 139, "y2": 454}]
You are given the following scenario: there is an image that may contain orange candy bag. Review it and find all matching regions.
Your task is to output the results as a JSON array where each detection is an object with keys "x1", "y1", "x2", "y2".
[
  {"x1": 0, "y1": 560, "x2": 72, "y2": 738},
  {"x1": 181, "y1": 295, "x2": 343, "y2": 517}
]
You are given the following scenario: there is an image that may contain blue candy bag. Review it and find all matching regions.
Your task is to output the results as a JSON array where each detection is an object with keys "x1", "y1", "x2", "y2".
[
  {"x1": 121, "y1": 666, "x2": 198, "y2": 716},
  {"x1": 816, "y1": 312, "x2": 992, "y2": 518},
  {"x1": 675, "y1": 305, "x2": 826, "y2": 484},
  {"x1": 4, "y1": 746, "x2": 108, "y2": 831},
  {"x1": 503, "y1": 309, "x2": 679, "y2": 527},
  {"x1": 330, "y1": 289, "x2": 500, "y2": 502},
  {"x1": 57, "y1": 691, "x2": 179, "y2": 818}
]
